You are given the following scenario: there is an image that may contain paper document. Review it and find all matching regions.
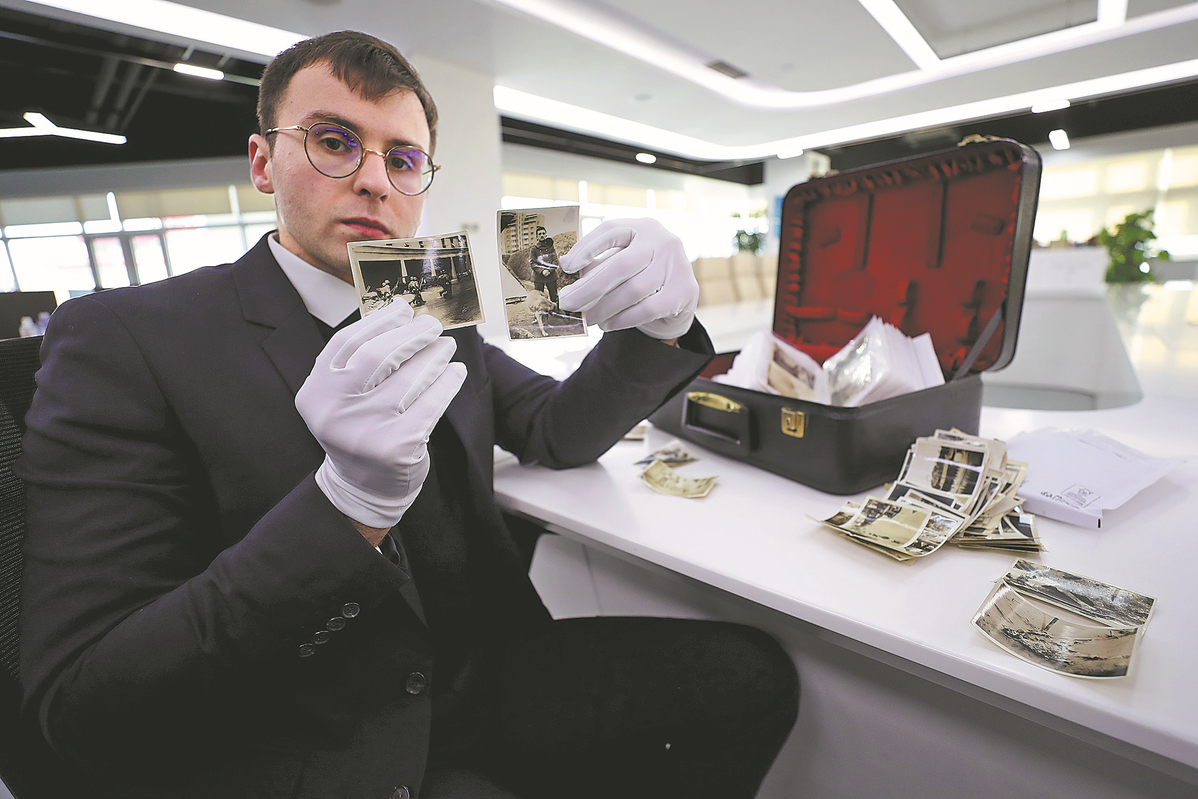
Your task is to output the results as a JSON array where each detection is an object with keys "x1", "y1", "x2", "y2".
[{"x1": 1006, "y1": 428, "x2": 1185, "y2": 528}]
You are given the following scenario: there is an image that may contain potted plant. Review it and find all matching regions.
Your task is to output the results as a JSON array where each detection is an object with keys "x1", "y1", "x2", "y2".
[
  {"x1": 1097, "y1": 209, "x2": 1170, "y2": 284},
  {"x1": 733, "y1": 228, "x2": 765, "y2": 254},
  {"x1": 731, "y1": 211, "x2": 767, "y2": 255}
]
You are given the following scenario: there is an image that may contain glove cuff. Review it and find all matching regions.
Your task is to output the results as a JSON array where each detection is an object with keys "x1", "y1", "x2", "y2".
[
  {"x1": 314, "y1": 458, "x2": 419, "y2": 530},
  {"x1": 637, "y1": 310, "x2": 696, "y2": 341}
]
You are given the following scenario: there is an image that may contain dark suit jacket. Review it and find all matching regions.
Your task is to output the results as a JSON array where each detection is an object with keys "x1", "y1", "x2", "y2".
[{"x1": 16, "y1": 235, "x2": 712, "y2": 798}]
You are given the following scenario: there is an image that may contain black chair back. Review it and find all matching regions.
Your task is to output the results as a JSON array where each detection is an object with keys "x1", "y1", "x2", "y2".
[{"x1": 0, "y1": 335, "x2": 84, "y2": 799}]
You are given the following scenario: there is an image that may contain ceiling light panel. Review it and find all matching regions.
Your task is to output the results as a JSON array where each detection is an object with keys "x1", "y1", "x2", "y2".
[
  {"x1": 534, "y1": 0, "x2": 915, "y2": 93},
  {"x1": 18, "y1": 0, "x2": 303, "y2": 59},
  {"x1": 896, "y1": 0, "x2": 1098, "y2": 59},
  {"x1": 1126, "y1": 0, "x2": 1182, "y2": 20}
]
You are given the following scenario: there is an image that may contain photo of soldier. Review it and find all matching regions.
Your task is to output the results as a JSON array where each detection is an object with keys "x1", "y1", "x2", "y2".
[{"x1": 497, "y1": 206, "x2": 586, "y2": 339}]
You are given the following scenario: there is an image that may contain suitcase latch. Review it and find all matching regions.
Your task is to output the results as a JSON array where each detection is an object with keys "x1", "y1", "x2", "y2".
[
  {"x1": 780, "y1": 407, "x2": 805, "y2": 438},
  {"x1": 687, "y1": 391, "x2": 742, "y2": 413}
]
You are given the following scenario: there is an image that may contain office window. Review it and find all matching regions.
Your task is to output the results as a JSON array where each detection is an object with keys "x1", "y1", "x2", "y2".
[
  {"x1": 92, "y1": 237, "x2": 131, "y2": 289},
  {"x1": 165, "y1": 227, "x2": 245, "y2": 275},
  {"x1": 0, "y1": 183, "x2": 279, "y2": 295},
  {"x1": 244, "y1": 223, "x2": 276, "y2": 246},
  {"x1": 1105, "y1": 161, "x2": 1151, "y2": 194},
  {"x1": 8, "y1": 236, "x2": 96, "y2": 302},
  {"x1": 1033, "y1": 209, "x2": 1096, "y2": 245},
  {"x1": 502, "y1": 172, "x2": 765, "y2": 260},
  {"x1": 1168, "y1": 155, "x2": 1198, "y2": 188},
  {"x1": 0, "y1": 243, "x2": 17, "y2": 293},
  {"x1": 1156, "y1": 201, "x2": 1190, "y2": 239},
  {"x1": 1039, "y1": 168, "x2": 1099, "y2": 200},
  {"x1": 132, "y1": 235, "x2": 169, "y2": 284}
]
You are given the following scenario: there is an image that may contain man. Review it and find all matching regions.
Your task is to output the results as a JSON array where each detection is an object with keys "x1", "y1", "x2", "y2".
[
  {"x1": 17, "y1": 31, "x2": 797, "y2": 799},
  {"x1": 529, "y1": 226, "x2": 560, "y2": 306}
]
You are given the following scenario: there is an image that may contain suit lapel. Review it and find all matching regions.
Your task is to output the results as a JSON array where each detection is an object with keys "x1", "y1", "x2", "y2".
[
  {"x1": 230, "y1": 236, "x2": 428, "y2": 625},
  {"x1": 231, "y1": 237, "x2": 326, "y2": 394}
]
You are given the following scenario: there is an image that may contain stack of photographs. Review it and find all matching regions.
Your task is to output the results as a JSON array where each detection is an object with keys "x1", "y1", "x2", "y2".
[
  {"x1": 815, "y1": 429, "x2": 1040, "y2": 561},
  {"x1": 972, "y1": 559, "x2": 1155, "y2": 679}
]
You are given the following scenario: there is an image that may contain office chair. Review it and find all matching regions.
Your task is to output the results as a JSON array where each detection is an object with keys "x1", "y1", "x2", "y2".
[{"x1": 0, "y1": 335, "x2": 86, "y2": 798}]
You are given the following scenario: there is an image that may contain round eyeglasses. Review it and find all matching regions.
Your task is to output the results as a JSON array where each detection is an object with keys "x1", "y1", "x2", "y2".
[{"x1": 265, "y1": 122, "x2": 440, "y2": 196}]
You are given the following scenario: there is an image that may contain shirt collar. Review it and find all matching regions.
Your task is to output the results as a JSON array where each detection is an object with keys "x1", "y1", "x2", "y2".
[{"x1": 268, "y1": 234, "x2": 359, "y2": 327}]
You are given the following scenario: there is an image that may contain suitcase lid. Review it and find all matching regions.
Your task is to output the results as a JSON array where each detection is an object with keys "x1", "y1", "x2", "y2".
[{"x1": 774, "y1": 137, "x2": 1041, "y2": 378}]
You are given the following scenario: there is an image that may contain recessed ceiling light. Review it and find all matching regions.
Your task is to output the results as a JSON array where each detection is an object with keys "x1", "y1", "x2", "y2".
[
  {"x1": 23, "y1": 0, "x2": 303, "y2": 58},
  {"x1": 635, "y1": 153, "x2": 657, "y2": 164},
  {"x1": 1031, "y1": 98, "x2": 1071, "y2": 113},
  {"x1": 173, "y1": 63, "x2": 225, "y2": 81},
  {"x1": 1049, "y1": 129, "x2": 1071, "y2": 150}
]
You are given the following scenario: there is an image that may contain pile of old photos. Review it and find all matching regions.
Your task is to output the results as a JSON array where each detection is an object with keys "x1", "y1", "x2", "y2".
[
  {"x1": 973, "y1": 559, "x2": 1155, "y2": 679},
  {"x1": 815, "y1": 429, "x2": 1041, "y2": 561}
]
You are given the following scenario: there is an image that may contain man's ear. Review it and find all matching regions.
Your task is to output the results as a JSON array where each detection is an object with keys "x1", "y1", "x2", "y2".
[{"x1": 248, "y1": 134, "x2": 274, "y2": 194}]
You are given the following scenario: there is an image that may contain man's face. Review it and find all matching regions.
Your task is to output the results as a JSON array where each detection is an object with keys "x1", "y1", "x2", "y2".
[{"x1": 248, "y1": 63, "x2": 431, "y2": 283}]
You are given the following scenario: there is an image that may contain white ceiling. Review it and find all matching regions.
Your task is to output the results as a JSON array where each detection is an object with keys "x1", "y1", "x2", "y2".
[{"x1": 9, "y1": 0, "x2": 1198, "y2": 159}]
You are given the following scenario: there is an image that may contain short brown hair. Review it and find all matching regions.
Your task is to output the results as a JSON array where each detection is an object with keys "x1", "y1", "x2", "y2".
[{"x1": 257, "y1": 30, "x2": 439, "y2": 154}]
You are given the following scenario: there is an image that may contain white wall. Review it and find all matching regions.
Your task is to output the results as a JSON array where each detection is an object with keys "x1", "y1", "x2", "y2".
[{"x1": 762, "y1": 151, "x2": 831, "y2": 254}]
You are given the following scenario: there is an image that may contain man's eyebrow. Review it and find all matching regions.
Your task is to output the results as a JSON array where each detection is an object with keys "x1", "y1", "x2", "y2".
[{"x1": 305, "y1": 111, "x2": 426, "y2": 151}]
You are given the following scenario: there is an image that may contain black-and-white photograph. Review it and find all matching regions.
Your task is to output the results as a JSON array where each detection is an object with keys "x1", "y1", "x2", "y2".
[
  {"x1": 348, "y1": 232, "x2": 484, "y2": 329},
  {"x1": 973, "y1": 582, "x2": 1140, "y2": 679},
  {"x1": 497, "y1": 206, "x2": 586, "y2": 339},
  {"x1": 1002, "y1": 559, "x2": 1156, "y2": 629},
  {"x1": 904, "y1": 439, "x2": 991, "y2": 507}
]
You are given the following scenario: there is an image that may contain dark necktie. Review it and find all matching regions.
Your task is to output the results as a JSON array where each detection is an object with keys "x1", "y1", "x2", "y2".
[{"x1": 379, "y1": 532, "x2": 408, "y2": 572}]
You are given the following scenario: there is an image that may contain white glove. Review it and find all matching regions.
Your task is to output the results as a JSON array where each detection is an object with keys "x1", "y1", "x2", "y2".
[
  {"x1": 295, "y1": 302, "x2": 467, "y2": 529},
  {"x1": 558, "y1": 218, "x2": 699, "y2": 340}
]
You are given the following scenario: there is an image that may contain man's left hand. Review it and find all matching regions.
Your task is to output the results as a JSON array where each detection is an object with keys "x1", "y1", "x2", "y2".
[{"x1": 558, "y1": 218, "x2": 699, "y2": 341}]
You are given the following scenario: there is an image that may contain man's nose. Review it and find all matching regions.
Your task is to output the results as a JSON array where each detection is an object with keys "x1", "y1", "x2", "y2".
[{"x1": 352, "y1": 149, "x2": 392, "y2": 197}]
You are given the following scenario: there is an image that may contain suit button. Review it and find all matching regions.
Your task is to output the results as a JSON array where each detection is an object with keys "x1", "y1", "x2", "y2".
[
  {"x1": 341, "y1": 602, "x2": 361, "y2": 618},
  {"x1": 312, "y1": 630, "x2": 331, "y2": 645},
  {"x1": 390, "y1": 786, "x2": 410, "y2": 799},
  {"x1": 298, "y1": 643, "x2": 316, "y2": 658},
  {"x1": 326, "y1": 617, "x2": 346, "y2": 631},
  {"x1": 405, "y1": 672, "x2": 428, "y2": 695}
]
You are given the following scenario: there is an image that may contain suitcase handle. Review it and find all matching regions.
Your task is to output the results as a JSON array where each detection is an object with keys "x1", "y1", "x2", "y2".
[{"x1": 683, "y1": 391, "x2": 751, "y2": 456}]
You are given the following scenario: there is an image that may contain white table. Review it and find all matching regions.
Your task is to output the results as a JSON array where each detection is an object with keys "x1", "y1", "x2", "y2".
[
  {"x1": 489, "y1": 291, "x2": 1198, "y2": 798},
  {"x1": 495, "y1": 400, "x2": 1198, "y2": 798}
]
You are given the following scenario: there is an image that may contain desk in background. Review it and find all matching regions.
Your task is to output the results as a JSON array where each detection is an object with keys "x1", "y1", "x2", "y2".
[{"x1": 488, "y1": 283, "x2": 1198, "y2": 798}]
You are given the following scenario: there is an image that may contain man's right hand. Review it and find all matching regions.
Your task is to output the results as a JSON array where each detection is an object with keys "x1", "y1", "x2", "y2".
[{"x1": 296, "y1": 302, "x2": 467, "y2": 534}]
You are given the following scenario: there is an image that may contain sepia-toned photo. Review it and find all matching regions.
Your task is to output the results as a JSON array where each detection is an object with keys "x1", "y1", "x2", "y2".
[
  {"x1": 639, "y1": 460, "x2": 717, "y2": 499},
  {"x1": 497, "y1": 206, "x2": 586, "y2": 339},
  {"x1": 348, "y1": 232, "x2": 484, "y2": 329},
  {"x1": 766, "y1": 343, "x2": 819, "y2": 398},
  {"x1": 973, "y1": 581, "x2": 1141, "y2": 679},
  {"x1": 841, "y1": 497, "x2": 926, "y2": 550}
]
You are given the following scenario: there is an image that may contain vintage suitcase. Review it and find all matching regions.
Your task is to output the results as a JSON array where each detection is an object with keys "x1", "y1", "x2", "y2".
[{"x1": 650, "y1": 138, "x2": 1042, "y2": 495}]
